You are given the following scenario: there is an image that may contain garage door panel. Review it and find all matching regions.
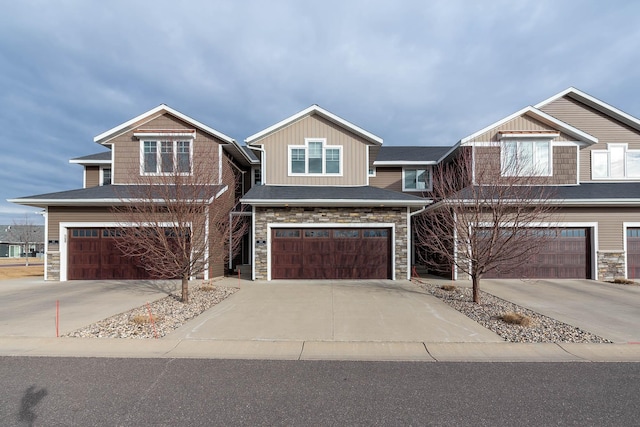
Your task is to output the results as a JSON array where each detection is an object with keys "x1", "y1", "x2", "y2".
[
  {"x1": 484, "y1": 228, "x2": 590, "y2": 279},
  {"x1": 272, "y1": 228, "x2": 391, "y2": 280},
  {"x1": 627, "y1": 228, "x2": 640, "y2": 279}
]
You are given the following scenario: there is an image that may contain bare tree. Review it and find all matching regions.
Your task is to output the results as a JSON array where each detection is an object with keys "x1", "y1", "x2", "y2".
[
  {"x1": 112, "y1": 142, "x2": 247, "y2": 303},
  {"x1": 10, "y1": 214, "x2": 40, "y2": 266},
  {"x1": 414, "y1": 146, "x2": 558, "y2": 303}
]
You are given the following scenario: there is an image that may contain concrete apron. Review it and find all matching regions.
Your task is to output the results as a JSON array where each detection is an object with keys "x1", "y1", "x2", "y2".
[{"x1": 168, "y1": 279, "x2": 503, "y2": 343}]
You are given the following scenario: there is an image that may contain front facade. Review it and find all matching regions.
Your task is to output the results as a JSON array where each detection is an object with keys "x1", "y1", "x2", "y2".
[
  {"x1": 458, "y1": 88, "x2": 640, "y2": 281},
  {"x1": 9, "y1": 87, "x2": 640, "y2": 283}
]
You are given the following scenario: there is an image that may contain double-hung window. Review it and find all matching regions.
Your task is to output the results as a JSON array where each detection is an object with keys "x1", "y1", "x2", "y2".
[
  {"x1": 403, "y1": 168, "x2": 432, "y2": 191},
  {"x1": 288, "y1": 139, "x2": 342, "y2": 175},
  {"x1": 592, "y1": 143, "x2": 640, "y2": 179},
  {"x1": 141, "y1": 140, "x2": 192, "y2": 175},
  {"x1": 101, "y1": 167, "x2": 111, "y2": 186},
  {"x1": 501, "y1": 139, "x2": 551, "y2": 176}
]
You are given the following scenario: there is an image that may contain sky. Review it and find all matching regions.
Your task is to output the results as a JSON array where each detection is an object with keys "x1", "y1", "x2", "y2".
[{"x1": 1, "y1": 0, "x2": 640, "y2": 225}]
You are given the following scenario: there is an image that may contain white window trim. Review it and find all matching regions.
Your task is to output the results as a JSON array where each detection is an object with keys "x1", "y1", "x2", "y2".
[
  {"x1": 139, "y1": 139, "x2": 194, "y2": 176},
  {"x1": 402, "y1": 166, "x2": 432, "y2": 192},
  {"x1": 288, "y1": 138, "x2": 343, "y2": 176},
  {"x1": 591, "y1": 143, "x2": 640, "y2": 180},
  {"x1": 500, "y1": 138, "x2": 553, "y2": 177},
  {"x1": 99, "y1": 166, "x2": 112, "y2": 186}
]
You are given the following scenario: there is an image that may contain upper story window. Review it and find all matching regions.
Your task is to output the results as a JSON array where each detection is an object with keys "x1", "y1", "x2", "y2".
[
  {"x1": 501, "y1": 139, "x2": 551, "y2": 177},
  {"x1": 101, "y1": 167, "x2": 111, "y2": 186},
  {"x1": 592, "y1": 143, "x2": 640, "y2": 179},
  {"x1": 403, "y1": 167, "x2": 432, "y2": 192},
  {"x1": 288, "y1": 138, "x2": 342, "y2": 176},
  {"x1": 141, "y1": 140, "x2": 191, "y2": 175}
]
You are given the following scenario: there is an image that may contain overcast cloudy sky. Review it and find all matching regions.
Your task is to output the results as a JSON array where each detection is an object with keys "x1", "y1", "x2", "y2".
[{"x1": 2, "y1": 0, "x2": 640, "y2": 224}]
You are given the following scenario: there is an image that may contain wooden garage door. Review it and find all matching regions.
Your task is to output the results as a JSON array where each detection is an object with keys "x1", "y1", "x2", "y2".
[
  {"x1": 68, "y1": 228, "x2": 155, "y2": 280},
  {"x1": 271, "y1": 228, "x2": 391, "y2": 279},
  {"x1": 484, "y1": 228, "x2": 590, "y2": 279},
  {"x1": 627, "y1": 228, "x2": 640, "y2": 279}
]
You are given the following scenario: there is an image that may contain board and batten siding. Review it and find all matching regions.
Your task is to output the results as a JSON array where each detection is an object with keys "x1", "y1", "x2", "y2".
[
  {"x1": 84, "y1": 166, "x2": 100, "y2": 188},
  {"x1": 109, "y1": 114, "x2": 225, "y2": 185},
  {"x1": 539, "y1": 96, "x2": 640, "y2": 182},
  {"x1": 255, "y1": 114, "x2": 371, "y2": 186}
]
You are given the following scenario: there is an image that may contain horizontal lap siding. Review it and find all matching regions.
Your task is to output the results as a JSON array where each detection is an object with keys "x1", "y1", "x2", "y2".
[
  {"x1": 259, "y1": 115, "x2": 369, "y2": 186},
  {"x1": 85, "y1": 166, "x2": 100, "y2": 188},
  {"x1": 370, "y1": 167, "x2": 402, "y2": 192},
  {"x1": 540, "y1": 96, "x2": 640, "y2": 182},
  {"x1": 553, "y1": 207, "x2": 640, "y2": 251},
  {"x1": 48, "y1": 207, "x2": 120, "y2": 241}
]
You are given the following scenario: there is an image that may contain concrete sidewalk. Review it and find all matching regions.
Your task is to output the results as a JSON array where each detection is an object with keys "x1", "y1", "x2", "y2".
[
  {"x1": 1, "y1": 277, "x2": 640, "y2": 362},
  {"x1": 1, "y1": 336, "x2": 640, "y2": 362}
]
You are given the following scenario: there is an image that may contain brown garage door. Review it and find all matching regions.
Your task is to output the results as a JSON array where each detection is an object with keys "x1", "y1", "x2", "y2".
[
  {"x1": 484, "y1": 228, "x2": 591, "y2": 279},
  {"x1": 627, "y1": 228, "x2": 640, "y2": 279},
  {"x1": 271, "y1": 228, "x2": 391, "y2": 279},
  {"x1": 68, "y1": 228, "x2": 155, "y2": 280}
]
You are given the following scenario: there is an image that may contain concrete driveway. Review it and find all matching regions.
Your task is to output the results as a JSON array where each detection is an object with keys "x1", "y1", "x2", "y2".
[
  {"x1": 168, "y1": 280, "x2": 503, "y2": 343},
  {"x1": 0, "y1": 278, "x2": 179, "y2": 337},
  {"x1": 478, "y1": 278, "x2": 640, "y2": 343}
]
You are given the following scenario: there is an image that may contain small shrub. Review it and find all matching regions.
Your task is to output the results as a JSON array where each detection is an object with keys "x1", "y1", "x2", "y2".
[
  {"x1": 131, "y1": 314, "x2": 149, "y2": 325},
  {"x1": 500, "y1": 312, "x2": 532, "y2": 327},
  {"x1": 440, "y1": 284, "x2": 456, "y2": 291},
  {"x1": 612, "y1": 277, "x2": 635, "y2": 285},
  {"x1": 200, "y1": 284, "x2": 215, "y2": 292}
]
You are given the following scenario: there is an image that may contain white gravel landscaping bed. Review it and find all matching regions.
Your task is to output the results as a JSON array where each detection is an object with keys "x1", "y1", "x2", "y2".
[
  {"x1": 65, "y1": 282, "x2": 238, "y2": 339},
  {"x1": 416, "y1": 279, "x2": 612, "y2": 343}
]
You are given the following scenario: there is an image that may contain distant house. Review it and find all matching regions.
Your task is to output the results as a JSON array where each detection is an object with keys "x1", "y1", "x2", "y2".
[{"x1": 0, "y1": 225, "x2": 45, "y2": 258}]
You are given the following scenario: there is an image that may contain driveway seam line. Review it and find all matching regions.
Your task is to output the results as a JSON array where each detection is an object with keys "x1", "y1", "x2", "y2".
[{"x1": 422, "y1": 342, "x2": 438, "y2": 361}]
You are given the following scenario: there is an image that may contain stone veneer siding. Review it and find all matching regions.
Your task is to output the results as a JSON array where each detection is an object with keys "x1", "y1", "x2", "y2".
[
  {"x1": 597, "y1": 251, "x2": 625, "y2": 281},
  {"x1": 253, "y1": 206, "x2": 409, "y2": 280},
  {"x1": 47, "y1": 251, "x2": 60, "y2": 281}
]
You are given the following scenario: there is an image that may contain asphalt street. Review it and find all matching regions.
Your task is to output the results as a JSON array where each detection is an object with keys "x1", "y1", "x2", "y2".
[{"x1": 1, "y1": 357, "x2": 638, "y2": 426}]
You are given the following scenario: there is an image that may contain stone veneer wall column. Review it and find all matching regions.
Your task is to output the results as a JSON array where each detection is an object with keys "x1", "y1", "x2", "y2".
[
  {"x1": 47, "y1": 251, "x2": 60, "y2": 281},
  {"x1": 253, "y1": 206, "x2": 408, "y2": 280},
  {"x1": 597, "y1": 251, "x2": 625, "y2": 281}
]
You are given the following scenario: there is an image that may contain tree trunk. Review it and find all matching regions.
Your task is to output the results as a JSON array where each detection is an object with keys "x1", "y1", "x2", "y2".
[
  {"x1": 471, "y1": 273, "x2": 481, "y2": 304},
  {"x1": 181, "y1": 274, "x2": 189, "y2": 303},
  {"x1": 25, "y1": 248, "x2": 29, "y2": 267}
]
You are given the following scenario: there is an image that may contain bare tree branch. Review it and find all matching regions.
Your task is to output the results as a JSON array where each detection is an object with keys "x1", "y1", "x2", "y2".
[
  {"x1": 112, "y1": 142, "x2": 247, "y2": 303},
  {"x1": 414, "y1": 146, "x2": 558, "y2": 303}
]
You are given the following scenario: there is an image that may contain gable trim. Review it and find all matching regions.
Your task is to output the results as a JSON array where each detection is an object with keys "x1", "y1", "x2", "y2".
[
  {"x1": 460, "y1": 106, "x2": 597, "y2": 145},
  {"x1": 245, "y1": 104, "x2": 383, "y2": 145},
  {"x1": 535, "y1": 87, "x2": 640, "y2": 132},
  {"x1": 94, "y1": 104, "x2": 235, "y2": 145}
]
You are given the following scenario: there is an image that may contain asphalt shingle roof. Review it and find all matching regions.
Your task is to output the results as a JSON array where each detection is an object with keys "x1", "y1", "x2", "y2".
[
  {"x1": 453, "y1": 182, "x2": 640, "y2": 201},
  {"x1": 375, "y1": 146, "x2": 455, "y2": 163},
  {"x1": 71, "y1": 151, "x2": 112, "y2": 162},
  {"x1": 241, "y1": 185, "x2": 427, "y2": 205}
]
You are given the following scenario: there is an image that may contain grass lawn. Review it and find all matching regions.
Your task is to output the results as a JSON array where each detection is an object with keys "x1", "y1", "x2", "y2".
[{"x1": 0, "y1": 258, "x2": 44, "y2": 280}]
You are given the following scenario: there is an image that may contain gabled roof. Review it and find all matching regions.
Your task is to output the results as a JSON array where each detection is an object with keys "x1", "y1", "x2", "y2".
[
  {"x1": 245, "y1": 105, "x2": 383, "y2": 146},
  {"x1": 535, "y1": 87, "x2": 640, "y2": 132},
  {"x1": 8, "y1": 184, "x2": 227, "y2": 208},
  {"x1": 373, "y1": 145, "x2": 458, "y2": 166},
  {"x1": 93, "y1": 104, "x2": 236, "y2": 145},
  {"x1": 69, "y1": 151, "x2": 112, "y2": 165},
  {"x1": 459, "y1": 105, "x2": 598, "y2": 145},
  {"x1": 240, "y1": 185, "x2": 426, "y2": 208}
]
